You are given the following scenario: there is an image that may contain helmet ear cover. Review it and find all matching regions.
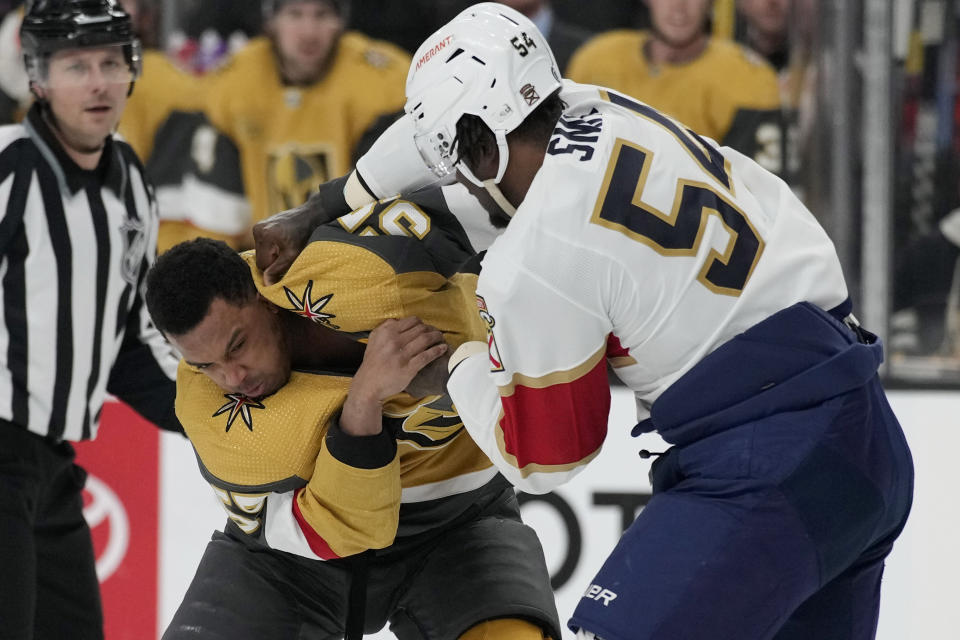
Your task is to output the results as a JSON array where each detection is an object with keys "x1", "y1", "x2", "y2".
[{"x1": 404, "y1": 2, "x2": 561, "y2": 184}]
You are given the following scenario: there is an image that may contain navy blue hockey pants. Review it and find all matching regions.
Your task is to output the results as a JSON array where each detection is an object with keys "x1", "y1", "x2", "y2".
[{"x1": 569, "y1": 304, "x2": 914, "y2": 640}]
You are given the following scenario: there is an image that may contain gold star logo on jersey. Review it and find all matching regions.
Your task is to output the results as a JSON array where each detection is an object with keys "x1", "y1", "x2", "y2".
[
  {"x1": 213, "y1": 393, "x2": 266, "y2": 432},
  {"x1": 284, "y1": 280, "x2": 340, "y2": 329}
]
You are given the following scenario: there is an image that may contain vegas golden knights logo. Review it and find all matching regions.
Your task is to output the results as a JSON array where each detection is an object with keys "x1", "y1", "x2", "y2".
[
  {"x1": 266, "y1": 144, "x2": 334, "y2": 214},
  {"x1": 396, "y1": 396, "x2": 464, "y2": 449}
]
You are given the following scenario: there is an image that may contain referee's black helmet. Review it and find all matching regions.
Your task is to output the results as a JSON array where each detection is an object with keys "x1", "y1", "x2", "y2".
[{"x1": 20, "y1": 0, "x2": 142, "y2": 87}]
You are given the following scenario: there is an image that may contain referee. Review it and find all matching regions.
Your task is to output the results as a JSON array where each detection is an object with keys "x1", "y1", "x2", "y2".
[{"x1": 0, "y1": 1, "x2": 181, "y2": 638}]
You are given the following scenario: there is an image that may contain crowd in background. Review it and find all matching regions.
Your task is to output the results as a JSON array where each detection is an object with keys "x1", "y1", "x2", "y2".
[
  {"x1": 2, "y1": 0, "x2": 958, "y2": 371},
  {"x1": 0, "y1": 0, "x2": 802, "y2": 239}
]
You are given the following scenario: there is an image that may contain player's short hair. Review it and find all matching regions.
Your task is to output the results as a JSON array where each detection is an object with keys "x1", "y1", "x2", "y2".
[
  {"x1": 454, "y1": 89, "x2": 564, "y2": 176},
  {"x1": 146, "y1": 238, "x2": 257, "y2": 337}
]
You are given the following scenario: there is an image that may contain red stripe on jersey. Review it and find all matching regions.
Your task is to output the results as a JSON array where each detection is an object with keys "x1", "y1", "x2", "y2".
[
  {"x1": 500, "y1": 356, "x2": 610, "y2": 469},
  {"x1": 606, "y1": 334, "x2": 631, "y2": 358},
  {"x1": 292, "y1": 488, "x2": 341, "y2": 560}
]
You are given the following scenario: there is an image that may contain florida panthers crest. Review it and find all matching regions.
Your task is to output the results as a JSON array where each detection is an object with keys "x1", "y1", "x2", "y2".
[{"x1": 476, "y1": 295, "x2": 504, "y2": 373}]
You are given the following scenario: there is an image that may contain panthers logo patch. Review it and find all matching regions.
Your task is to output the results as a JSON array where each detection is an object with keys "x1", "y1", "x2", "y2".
[{"x1": 476, "y1": 295, "x2": 504, "y2": 372}]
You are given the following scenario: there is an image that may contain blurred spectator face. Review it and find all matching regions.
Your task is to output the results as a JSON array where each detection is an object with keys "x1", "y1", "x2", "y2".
[
  {"x1": 647, "y1": 0, "x2": 711, "y2": 48},
  {"x1": 739, "y1": 0, "x2": 789, "y2": 41},
  {"x1": 35, "y1": 46, "x2": 132, "y2": 153},
  {"x1": 498, "y1": 0, "x2": 547, "y2": 17},
  {"x1": 269, "y1": 0, "x2": 344, "y2": 84}
]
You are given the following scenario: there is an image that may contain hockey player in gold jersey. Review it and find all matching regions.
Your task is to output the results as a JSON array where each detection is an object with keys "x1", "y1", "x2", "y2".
[
  {"x1": 567, "y1": 0, "x2": 783, "y2": 174},
  {"x1": 145, "y1": 195, "x2": 559, "y2": 640},
  {"x1": 196, "y1": 0, "x2": 411, "y2": 243},
  {"x1": 119, "y1": 49, "x2": 205, "y2": 161}
]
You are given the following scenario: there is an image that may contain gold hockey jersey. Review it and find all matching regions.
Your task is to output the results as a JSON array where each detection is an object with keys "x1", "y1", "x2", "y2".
[
  {"x1": 176, "y1": 194, "x2": 496, "y2": 559},
  {"x1": 567, "y1": 31, "x2": 783, "y2": 173},
  {"x1": 205, "y1": 32, "x2": 410, "y2": 226},
  {"x1": 118, "y1": 51, "x2": 251, "y2": 253},
  {"x1": 119, "y1": 50, "x2": 208, "y2": 162}
]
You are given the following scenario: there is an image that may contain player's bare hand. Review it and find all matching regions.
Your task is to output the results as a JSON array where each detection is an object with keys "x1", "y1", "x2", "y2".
[
  {"x1": 352, "y1": 317, "x2": 448, "y2": 403},
  {"x1": 253, "y1": 202, "x2": 320, "y2": 285}
]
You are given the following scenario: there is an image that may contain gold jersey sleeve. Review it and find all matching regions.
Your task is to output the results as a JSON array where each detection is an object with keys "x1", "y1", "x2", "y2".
[
  {"x1": 205, "y1": 33, "x2": 411, "y2": 224},
  {"x1": 567, "y1": 31, "x2": 780, "y2": 150},
  {"x1": 175, "y1": 360, "x2": 401, "y2": 556}
]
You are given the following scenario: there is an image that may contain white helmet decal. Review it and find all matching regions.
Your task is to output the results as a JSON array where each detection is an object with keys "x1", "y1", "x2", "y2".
[{"x1": 404, "y1": 2, "x2": 561, "y2": 184}]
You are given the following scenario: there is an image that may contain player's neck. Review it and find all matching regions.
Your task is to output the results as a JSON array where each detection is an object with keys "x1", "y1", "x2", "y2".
[
  {"x1": 499, "y1": 139, "x2": 548, "y2": 210},
  {"x1": 645, "y1": 32, "x2": 709, "y2": 66},
  {"x1": 285, "y1": 313, "x2": 365, "y2": 373}
]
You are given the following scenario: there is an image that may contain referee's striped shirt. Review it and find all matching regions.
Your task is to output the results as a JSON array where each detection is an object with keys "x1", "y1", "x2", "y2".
[{"x1": 0, "y1": 104, "x2": 180, "y2": 442}]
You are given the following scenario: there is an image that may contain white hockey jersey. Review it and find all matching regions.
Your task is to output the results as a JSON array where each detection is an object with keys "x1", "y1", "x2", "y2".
[{"x1": 437, "y1": 82, "x2": 849, "y2": 494}]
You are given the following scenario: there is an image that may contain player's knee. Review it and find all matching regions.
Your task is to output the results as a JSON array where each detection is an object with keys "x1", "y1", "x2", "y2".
[{"x1": 458, "y1": 617, "x2": 551, "y2": 639}]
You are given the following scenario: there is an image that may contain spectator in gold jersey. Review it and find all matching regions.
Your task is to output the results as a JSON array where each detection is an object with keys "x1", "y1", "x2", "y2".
[
  {"x1": 176, "y1": 0, "x2": 410, "y2": 251},
  {"x1": 567, "y1": 0, "x2": 784, "y2": 175}
]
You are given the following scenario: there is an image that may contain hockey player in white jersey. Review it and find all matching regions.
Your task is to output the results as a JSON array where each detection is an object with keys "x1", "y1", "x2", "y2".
[{"x1": 253, "y1": 4, "x2": 914, "y2": 639}]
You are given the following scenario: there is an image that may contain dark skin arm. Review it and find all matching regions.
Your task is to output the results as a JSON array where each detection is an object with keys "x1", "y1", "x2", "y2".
[
  {"x1": 286, "y1": 313, "x2": 450, "y2": 403},
  {"x1": 253, "y1": 130, "x2": 547, "y2": 286},
  {"x1": 340, "y1": 317, "x2": 448, "y2": 436},
  {"x1": 254, "y1": 176, "x2": 355, "y2": 285}
]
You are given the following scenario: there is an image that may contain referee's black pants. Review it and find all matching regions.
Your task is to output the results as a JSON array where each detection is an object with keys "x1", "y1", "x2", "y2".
[{"x1": 0, "y1": 420, "x2": 103, "y2": 640}]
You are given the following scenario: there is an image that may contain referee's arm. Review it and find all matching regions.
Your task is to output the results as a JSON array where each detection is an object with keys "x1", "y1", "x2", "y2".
[{"x1": 107, "y1": 275, "x2": 184, "y2": 435}]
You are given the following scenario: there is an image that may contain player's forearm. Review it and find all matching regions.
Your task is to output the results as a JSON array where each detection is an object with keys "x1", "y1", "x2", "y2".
[
  {"x1": 302, "y1": 173, "x2": 355, "y2": 227},
  {"x1": 447, "y1": 350, "x2": 607, "y2": 495},
  {"x1": 353, "y1": 112, "x2": 445, "y2": 199},
  {"x1": 291, "y1": 423, "x2": 400, "y2": 557},
  {"x1": 339, "y1": 383, "x2": 385, "y2": 437},
  {"x1": 295, "y1": 437, "x2": 401, "y2": 556}
]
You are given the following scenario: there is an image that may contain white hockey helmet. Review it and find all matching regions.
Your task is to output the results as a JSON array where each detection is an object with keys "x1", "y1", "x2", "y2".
[{"x1": 404, "y1": 2, "x2": 561, "y2": 186}]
